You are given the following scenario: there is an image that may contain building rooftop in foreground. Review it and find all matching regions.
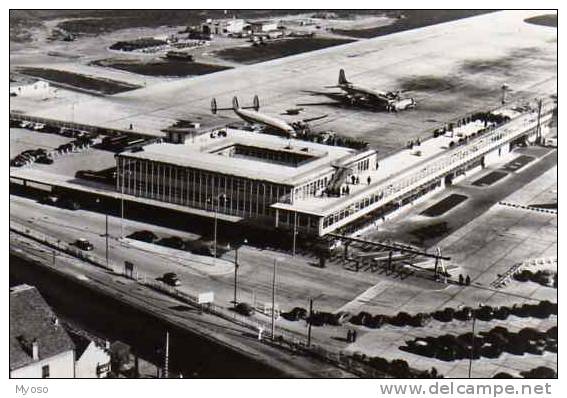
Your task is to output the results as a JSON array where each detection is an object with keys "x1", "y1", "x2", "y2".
[
  {"x1": 125, "y1": 128, "x2": 358, "y2": 185},
  {"x1": 9, "y1": 284, "x2": 75, "y2": 371}
]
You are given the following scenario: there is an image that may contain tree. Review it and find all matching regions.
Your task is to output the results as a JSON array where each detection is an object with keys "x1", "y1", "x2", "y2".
[
  {"x1": 493, "y1": 372, "x2": 514, "y2": 378},
  {"x1": 521, "y1": 366, "x2": 556, "y2": 379},
  {"x1": 390, "y1": 359, "x2": 410, "y2": 377},
  {"x1": 369, "y1": 356, "x2": 389, "y2": 372}
]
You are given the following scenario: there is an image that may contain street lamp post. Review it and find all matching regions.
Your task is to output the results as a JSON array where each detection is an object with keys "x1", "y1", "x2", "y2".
[
  {"x1": 271, "y1": 258, "x2": 278, "y2": 340},
  {"x1": 105, "y1": 212, "x2": 109, "y2": 267},
  {"x1": 468, "y1": 303, "x2": 482, "y2": 378},
  {"x1": 307, "y1": 297, "x2": 313, "y2": 347},
  {"x1": 96, "y1": 198, "x2": 110, "y2": 267},
  {"x1": 233, "y1": 238, "x2": 247, "y2": 307},
  {"x1": 208, "y1": 194, "x2": 227, "y2": 260},
  {"x1": 213, "y1": 207, "x2": 218, "y2": 259},
  {"x1": 292, "y1": 211, "x2": 297, "y2": 256}
]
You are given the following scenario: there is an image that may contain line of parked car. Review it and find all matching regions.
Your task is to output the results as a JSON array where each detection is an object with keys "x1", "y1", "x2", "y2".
[
  {"x1": 11, "y1": 126, "x2": 97, "y2": 167},
  {"x1": 11, "y1": 148, "x2": 53, "y2": 167},
  {"x1": 405, "y1": 325, "x2": 557, "y2": 362},
  {"x1": 126, "y1": 230, "x2": 223, "y2": 257},
  {"x1": 40, "y1": 193, "x2": 81, "y2": 210}
]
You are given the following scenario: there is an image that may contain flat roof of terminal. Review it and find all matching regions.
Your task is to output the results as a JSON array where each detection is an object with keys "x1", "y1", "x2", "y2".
[
  {"x1": 120, "y1": 129, "x2": 357, "y2": 185},
  {"x1": 273, "y1": 100, "x2": 547, "y2": 216},
  {"x1": 10, "y1": 10, "x2": 556, "y2": 153}
]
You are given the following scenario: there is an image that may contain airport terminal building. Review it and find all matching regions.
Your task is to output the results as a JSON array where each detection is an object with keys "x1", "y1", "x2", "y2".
[
  {"x1": 116, "y1": 129, "x2": 376, "y2": 235},
  {"x1": 116, "y1": 98, "x2": 554, "y2": 236}
]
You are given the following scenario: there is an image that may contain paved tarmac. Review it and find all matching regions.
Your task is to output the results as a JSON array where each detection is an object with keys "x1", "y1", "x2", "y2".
[{"x1": 10, "y1": 10, "x2": 557, "y2": 152}]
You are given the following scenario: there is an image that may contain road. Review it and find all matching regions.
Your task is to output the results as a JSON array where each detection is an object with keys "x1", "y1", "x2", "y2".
[
  {"x1": 10, "y1": 232, "x2": 354, "y2": 378},
  {"x1": 365, "y1": 146, "x2": 557, "y2": 248}
]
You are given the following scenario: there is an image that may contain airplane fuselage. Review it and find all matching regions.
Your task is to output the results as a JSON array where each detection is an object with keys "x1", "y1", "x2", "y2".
[
  {"x1": 339, "y1": 83, "x2": 392, "y2": 104},
  {"x1": 235, "y1": 108, "x2": 297, "y2": 136}
]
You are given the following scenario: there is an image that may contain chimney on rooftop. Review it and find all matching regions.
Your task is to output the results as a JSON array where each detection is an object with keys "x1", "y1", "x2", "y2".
[{"x1": 32, "y1": 339, "x2": 39, "y2": 360}]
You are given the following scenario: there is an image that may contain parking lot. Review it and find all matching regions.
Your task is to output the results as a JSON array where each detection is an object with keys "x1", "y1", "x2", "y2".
[{"x1": 10, "y1": 127, "x2": 119, "y2": 178}]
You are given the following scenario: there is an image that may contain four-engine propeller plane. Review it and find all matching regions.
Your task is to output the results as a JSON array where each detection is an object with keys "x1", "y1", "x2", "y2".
[
  {"x1": 211, "y1": 95, "x2": 327, "y2": 138},
  {"x1": 323, "y1": 69, "x2": 417, "y2": 112}
]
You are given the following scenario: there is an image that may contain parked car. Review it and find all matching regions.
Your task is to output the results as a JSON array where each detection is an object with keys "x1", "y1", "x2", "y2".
[
  {"x1": 36, "y1": 155, "x2": 54, "y2": 165},
  {"x1": 162, "y1": 272, "x2": 181, "y2": 286},
  {"x1": 332, "y1": 311, "x2": 352, "y2": 326},
  {"x1": 235, "y1": 302, "x2": 255, "y2": 316},
  {"x1": 10, "y1": 158, "x2": 25, "y2": 167},
  {"x1": 75, "y1": 238, "x2": 94, "y2": 251},
  {"x1": 127, "y1": 230, "x2": 159, "y2": 243},
  {"x1": 40, "y1": 194, "x2": 59, "y2": 205},
  {"x1": 159, "y1": 236, "x2": 185, "y2": 250},
  {"x1": 60, "y1": 198, "x2": 81, "y2": 210},
  {"x1": 283, "y1": 307, "x2": 308, "y2": 321}
]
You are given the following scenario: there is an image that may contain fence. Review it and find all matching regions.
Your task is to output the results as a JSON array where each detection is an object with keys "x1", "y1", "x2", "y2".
[
  {"x1": 498, "y1": 201, "x2": 557, "y2": 215},
  {"x1": 11, "y1": 222, "x2": 430, "y2": 378},
  {"x1": 491, "y1": 257, "x2": 558, "y2": 289}
]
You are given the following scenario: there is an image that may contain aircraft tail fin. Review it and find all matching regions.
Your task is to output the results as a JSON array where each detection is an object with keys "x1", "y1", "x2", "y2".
[
  {"x1": 338, "y1": 69, "x2": 349, "y2": 85},
  {"x1": 241, "y1": 95, "x2": 260, "y2": 111},
  {"x1": 211, "y1": 98, "x2": 218, "y2": 114},
  {"x1": 232, "y1": 96, "x2": 240, "y2": 110}
]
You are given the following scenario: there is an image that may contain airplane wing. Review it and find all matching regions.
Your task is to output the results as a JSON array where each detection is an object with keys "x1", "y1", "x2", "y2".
[{"x1": 301, "y1": 114, "x2": 328, "y2": 123}]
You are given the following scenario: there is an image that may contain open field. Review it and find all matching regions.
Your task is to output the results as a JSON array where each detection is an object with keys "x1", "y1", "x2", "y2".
[
  {"x1": 10, "y1": 10, "x2": 556, "y2": 154},
  {"x1": 215, "y1": 38, "x2": 355, "y2": 65},
  {"x1": 16, "y1": 67, "x2": 140, "y2": 94},
  {"x1": 92, "y1": 59, "x2": 232, "y2": 77},
  {"x1": 525, "y1": 14, "x2": 558, "y2": 27},
  {"x1": 333, "y1": 10, "x2": 494, "y2": 38}
]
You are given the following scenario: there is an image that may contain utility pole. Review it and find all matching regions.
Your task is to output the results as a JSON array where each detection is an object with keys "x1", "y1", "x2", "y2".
[
  {"x1": 536, "y1": 98, "x2": 543, "y2": 143},
  {"x1": 120, "y1": 164, "x2": 125, "y2": 239},
  {"x1": 271, "y1": 258, "x2": 277, "y2": 340},
  {"x1": 292, "y1": 211, "x2": 297, "y2": 256},
  {"x1": 213, "y1": 206, "x2": 218, "y2": 259},
  {"x1": 468, "y1": 307, "x2": 477, "y2": 378},
  {"x1": 307, "y1": 298, "x2": 313, "y2": 347},
  {"x1": 163, "y1": 331, "x2": 169, "y2": 379},
  {"x1": 233, "y1": 246, "x2": 239, "y2": 307},
  {"x1": 105, "y1": 213, "x2": 109, "y2": 267}
]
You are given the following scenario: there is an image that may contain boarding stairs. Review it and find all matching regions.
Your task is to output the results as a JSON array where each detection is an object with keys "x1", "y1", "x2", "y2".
[{"x1": 326, "y1": 165, "x2": 351, "y2": 197}]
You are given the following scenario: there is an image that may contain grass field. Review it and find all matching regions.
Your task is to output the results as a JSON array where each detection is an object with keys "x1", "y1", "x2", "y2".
[
  {"x1": 17, "y1": 67, "x2": 140, "y2": 94},
  {"x1": 53, "y1": 10, "x2": 312, "y2": 35},
  {"x1": 472, "y1": 171, "x2": 508, "y2": 187},
  {"x1": 92, "y1": 59, "x2": 232, "y2": 77},
  {"x1": 501, "y1": 155, "x2": 536, "y2": 172},
  {"x1": 333, "y1": 10, "x2": 494, "y2": 38},
  {"x1": 215, "y1": 38, "x2": 354, "y2": 65},
  {"x1": 421, "y1": 194, "x2": 468, "y2": 217},
  {"x1": 524, "y1": 14, "x2": 557, "y2": 27}
]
